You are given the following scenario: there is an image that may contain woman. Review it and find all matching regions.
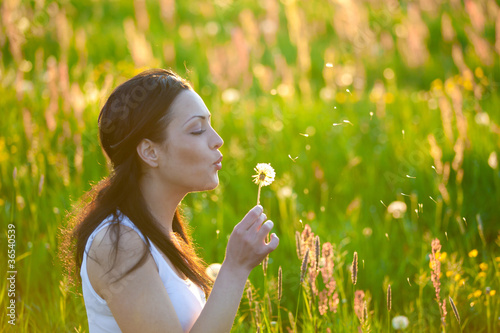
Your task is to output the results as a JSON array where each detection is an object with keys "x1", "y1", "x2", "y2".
[{"x1": 62, "y1": 69, "x2": 279, "y2": 332}]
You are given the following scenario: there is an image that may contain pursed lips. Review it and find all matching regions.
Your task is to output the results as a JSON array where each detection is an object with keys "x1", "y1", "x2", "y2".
[{"x1": 213, "y1": 155, "x2": 223, "y2": 165}]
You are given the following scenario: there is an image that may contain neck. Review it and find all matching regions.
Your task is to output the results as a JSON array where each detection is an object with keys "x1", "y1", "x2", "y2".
[{"x1": 139, "y1": 173, "x2": 186, "y2": 235}]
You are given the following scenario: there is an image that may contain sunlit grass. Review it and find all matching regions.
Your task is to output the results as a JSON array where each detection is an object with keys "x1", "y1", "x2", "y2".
[{"x1": 1, "y1": 0, "x2": 499, "y2": 332}]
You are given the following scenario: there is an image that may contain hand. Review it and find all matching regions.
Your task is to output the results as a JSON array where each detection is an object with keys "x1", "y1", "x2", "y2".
[{"x1": 223, "y1": 205, "x2": 279, "y2": 276}]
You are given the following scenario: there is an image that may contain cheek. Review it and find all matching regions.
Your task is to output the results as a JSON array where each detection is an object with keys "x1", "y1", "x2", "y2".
[{"x1": 169, "y1": 142, "x2": 205, "y2": 170}]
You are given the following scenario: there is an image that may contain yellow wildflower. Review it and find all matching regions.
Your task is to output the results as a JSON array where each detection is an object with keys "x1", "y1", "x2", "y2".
[
  {"x1": 479, "y1": 263, "x2": 488, "y2": 271},
  {"x1": 446, "y1": 271, "x2": 453, "y2": 278},
  {"x1": 438, "y1": 252, "x2": 447, "y2": 261},
  {"x1": 478, "y1": 272, "x2": 486, "y2": 278},
  {"x1": 489, "y1": 290, "x2": 496, "y2": 296},
  {"x1": 468, "y1": 249, "x2": 478, "y2": 258},
  {"x1": 454, "y1": 274, "x2": 461, "y2": 281},
  {"x1": 473, "y1": 290, "x2": 482, "y2": 297},
  {"x1": 474, "y1": 67, "x2": 484, "y2": 78}
]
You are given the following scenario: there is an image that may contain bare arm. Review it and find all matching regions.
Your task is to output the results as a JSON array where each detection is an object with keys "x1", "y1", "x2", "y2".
[
  {"x1": 87, "y1": 205, "x2": 278, "y2": 333},
  {"x1": 191, "y1": 205, "x2": 279, "y2": 333}
]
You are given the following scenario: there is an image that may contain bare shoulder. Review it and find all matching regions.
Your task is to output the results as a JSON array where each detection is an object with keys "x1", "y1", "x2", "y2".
[
  {"x1": 87, "y1": 223, "x2": 157, "y2": 299},
  {"x1": 85, "y1": 223, "x2": 184, "y2": 332}
]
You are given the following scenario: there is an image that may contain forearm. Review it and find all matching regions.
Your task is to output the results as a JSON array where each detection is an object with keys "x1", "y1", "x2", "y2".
[{"x1": 189, "y1": 262, "x2": 249, "y2": 333}]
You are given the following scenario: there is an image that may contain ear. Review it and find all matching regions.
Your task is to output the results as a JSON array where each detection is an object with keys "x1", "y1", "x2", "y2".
[{"x1": 136, "y1": 139, "x2": 159, "y2": 168}]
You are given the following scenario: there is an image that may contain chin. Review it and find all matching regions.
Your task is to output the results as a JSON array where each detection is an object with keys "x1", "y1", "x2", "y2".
[{"x1": 193, "y1": 178, "x2": 219, "y2": 192}]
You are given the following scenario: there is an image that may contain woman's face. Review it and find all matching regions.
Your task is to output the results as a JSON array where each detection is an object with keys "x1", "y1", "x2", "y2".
[{"x1": 155, "y1": 89, "x2": 224, "y2": 193}]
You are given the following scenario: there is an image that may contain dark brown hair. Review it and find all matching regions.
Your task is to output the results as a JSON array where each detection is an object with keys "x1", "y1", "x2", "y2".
[{"x1": 60, "y1": 68, "x2": 212, "y2": 296}]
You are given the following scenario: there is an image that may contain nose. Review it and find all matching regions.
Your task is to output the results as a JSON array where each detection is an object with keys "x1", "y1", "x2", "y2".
[{"x1": 211, "y1": 129, "x2": 224, "y2": 150}]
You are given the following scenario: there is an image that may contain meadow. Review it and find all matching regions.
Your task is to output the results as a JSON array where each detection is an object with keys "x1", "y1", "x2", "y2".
[{"x1": 1, "y1": 0, "x2": 499, "y2": 332}]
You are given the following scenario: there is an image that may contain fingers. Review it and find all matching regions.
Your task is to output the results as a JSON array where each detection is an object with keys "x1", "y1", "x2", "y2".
[
  {"x1": 236, "y1": 205, "x2": 263, "y2": 230},
  {"x1": 266, "y1": 233, "x2": 279, "y2": 252},
  {"x1": 257, "y1": 220, "x2": 274, "y2": 238},
  {"x1": 249, "y1": 212, "x2": 267, "y2": 233}
]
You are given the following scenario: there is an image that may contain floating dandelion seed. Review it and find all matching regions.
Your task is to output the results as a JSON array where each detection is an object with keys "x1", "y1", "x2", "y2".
[
  {"x1": 334, "y1": 106, "x2": 337, "y2": 109},
  {"x1": 429, "y1": 196, "x2": 437, "y2": 203},
  {"x1": 288, "y1": 154, "x2": 298, "y2": 162},
  {"x1": 299, "y1": 133, "x2": 309, "y2": 137},
  {"x1": 252, "y1": 163, "x2": 276, "y2": 205},
  {"x1": 407, "y1": 277, "x2": 412, "y2": 286},
  {"x1": 406, "y1": 175, "x2": 416, "y2": 179},
  {"x1": 346, "y1": 89, "x2": 352, "y2": 95},
  {"x1": 385, "y1": 233, "x2": 390, "y2": 240},
  {"x1": 463, "y1": 217, "x2": 467, "y2": 226},
  {"x1": 401, "y1": 192, "x2": 410, "y2": 197},
  {"x1": 380, "y1": 200, "x2": 387, "y2": 207},
  {"x1": 216, "y1": 229, "x2": 220, "y2": 238},
  {"x1": 369, "y1": 111, "x2": 374, "y2": 120},
  {"x1": 333, "y1": 120, "x2": 353, "y2": 127},
  {"x1": 445, "y1": 231, "x2": 448, "y2": 240},
  {"x1": 402, "y1": 130, "x2": 405, "y2": 139},
  {"x1": 325, "y1": 62, "x2": 333, "y2": 68},
  {"x1": 431, "y1": 165, "x2": 437, "y2": 172}
]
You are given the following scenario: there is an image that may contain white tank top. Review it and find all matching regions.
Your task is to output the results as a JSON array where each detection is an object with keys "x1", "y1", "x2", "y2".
[{"x1": 80, "y1": 210, "x2": 206, "y2": 332}]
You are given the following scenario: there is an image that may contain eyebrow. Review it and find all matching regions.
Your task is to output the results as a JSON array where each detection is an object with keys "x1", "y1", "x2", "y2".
[{"x1": 183, "y1": 114, "x2": 211, "y2": 126}]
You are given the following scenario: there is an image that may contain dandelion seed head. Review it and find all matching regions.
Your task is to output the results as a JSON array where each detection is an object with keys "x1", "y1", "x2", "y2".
[
  {"x1": 205, "y1": 263, "x2": 222, "y2": 282},
  {"x1": 387, "y1": 201, "x2": 407, "y2": 218},
  {"x1": 252, "y1": 163, "x2": 276, "y2": 187},
  {"x1": 326, "y1": 62, "x2": 333, "y2": 68},
  {"x1": 392, "y1": 316, "x2": 409, "y2": 330}
]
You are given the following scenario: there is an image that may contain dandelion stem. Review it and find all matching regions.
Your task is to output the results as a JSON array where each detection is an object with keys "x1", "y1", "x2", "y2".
[{"x1": 257, "y1": 184, "x2": 262, "y2": 205}]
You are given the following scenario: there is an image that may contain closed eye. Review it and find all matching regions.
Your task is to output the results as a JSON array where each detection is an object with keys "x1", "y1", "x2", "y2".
[{"x1": 191, "y1": 129, "x2": 206, "y2": 135}]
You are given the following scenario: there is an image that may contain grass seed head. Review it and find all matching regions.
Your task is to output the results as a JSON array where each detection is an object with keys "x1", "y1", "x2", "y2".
[
  {"x1": 449, "y1": 296, "x2": 460, "y2": 324},
  {"x1": 387, "y1": 284, "x2": 392, "y2": 311},
  {"x1": 315, "y1": 235, "x2": 320, "y2": 272},
  {"x1": 352, "y1": 251, "x2": 358, "y2": 285},
  {"x1": 278, "y1": 266, "x2": 282, "y2": 302},
  {"x1": 301, "y1": 248, "x2": 310, "y2": 284}
]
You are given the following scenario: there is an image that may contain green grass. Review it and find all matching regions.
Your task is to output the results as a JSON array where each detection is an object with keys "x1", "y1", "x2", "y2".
[{"x1": 1, "y1": 0, "x2": 499, "y2": 332}]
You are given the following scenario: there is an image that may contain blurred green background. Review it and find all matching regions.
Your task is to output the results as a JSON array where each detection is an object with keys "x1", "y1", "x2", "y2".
[{"x1": 0, "y1": 0, "x2": 499, "y2": 331}]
